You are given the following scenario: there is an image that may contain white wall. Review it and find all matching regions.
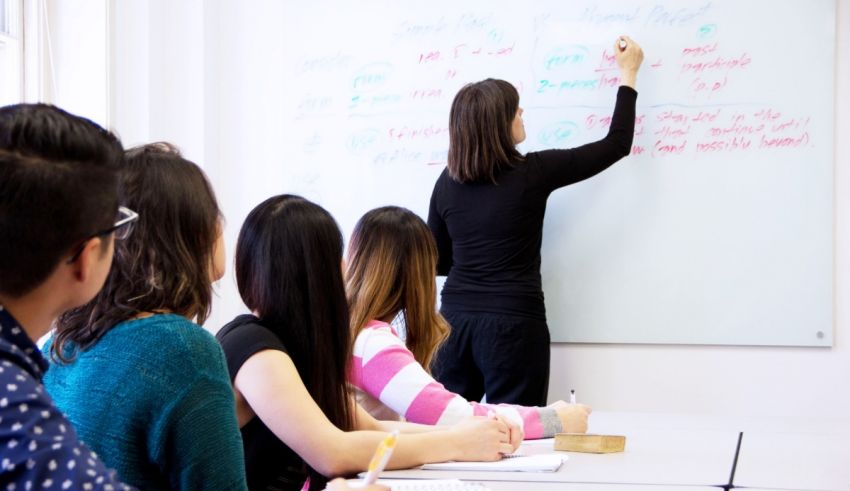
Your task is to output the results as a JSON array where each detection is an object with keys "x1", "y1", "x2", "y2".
[
  {"x1": 0, "y1": 0, "x2": 23, "y2": 106},
  {"x1": 50, "y1": 1, "x2": 108, "y2": 124},
  {"x1": 109, "y1": 0, "x2": 148, "y2": 144},
  {"x1": 110, "y1": 0, "x2": 206, "y2": 154},
  {"x1": 30, "y1": 0, "x2": 109, "y2": 124},
  {"x1": 101, "y1": 0, "x2": 850, "y2": 420}
]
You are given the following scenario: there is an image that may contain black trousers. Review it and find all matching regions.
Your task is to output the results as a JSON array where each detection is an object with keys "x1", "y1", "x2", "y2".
[{"x1": 432, "y1": 311, "x2": 550, "y2": 406}]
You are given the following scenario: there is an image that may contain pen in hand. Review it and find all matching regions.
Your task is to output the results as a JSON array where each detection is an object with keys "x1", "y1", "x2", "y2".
[
  {"x1": 360, "y1": 430, "x2": 398, "y2": 487},
  {"x1": 570, "y1": 389, "x2": 576, "y2": 405}
]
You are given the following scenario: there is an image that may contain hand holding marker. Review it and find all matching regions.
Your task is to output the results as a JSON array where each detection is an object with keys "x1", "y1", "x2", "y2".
[{"x1": 614, "y1": 35, "x2": 642, "y2": 88}]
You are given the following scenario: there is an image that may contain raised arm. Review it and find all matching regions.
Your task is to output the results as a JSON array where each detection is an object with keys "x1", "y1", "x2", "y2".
[
  {"x1": 537, "y1": 36, "x2": 644, "y2": 192},
  {"x1": 234, "y1": 349, "x2": 514, "y2": 478}
]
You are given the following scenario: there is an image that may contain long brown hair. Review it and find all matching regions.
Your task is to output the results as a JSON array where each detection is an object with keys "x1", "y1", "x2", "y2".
[
  {"x1": 447, "y1": 78, "x2": 524, "y2": 184},
  {"x1": 53, "y1": 142, "x2": 221, "y2": 362},
  {"x1": 346, "y1": 206, "x2": 449, "y2": 370}
]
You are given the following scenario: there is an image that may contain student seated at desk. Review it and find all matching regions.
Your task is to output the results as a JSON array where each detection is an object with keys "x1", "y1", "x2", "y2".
[
  {"x1": 345, "y1": 206, "x2": 592, "y2": 438},
  {"x1": 44, "y1": 143, "x2": 247, "y2": 490},
  {"x1": 0, "y1": 103, "x2": 133, "y2": 490},
  {"x1": 216, "y1": 194, "x2": 520, "y2": 491}
]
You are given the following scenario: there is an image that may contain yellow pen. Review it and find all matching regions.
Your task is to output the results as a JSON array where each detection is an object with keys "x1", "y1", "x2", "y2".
[{"x1": 361, "y1": 430, "x2": 399, "y2": 486}]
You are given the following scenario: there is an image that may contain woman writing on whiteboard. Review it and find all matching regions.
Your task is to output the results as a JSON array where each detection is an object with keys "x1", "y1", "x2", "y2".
[{"x1": 428, "y1": 36, "x2": 644, "y2": 406}]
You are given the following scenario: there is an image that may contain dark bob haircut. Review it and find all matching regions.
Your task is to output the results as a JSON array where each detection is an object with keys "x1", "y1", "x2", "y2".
[{"x1": 54, "y1": 142, "x2": 221, "y2": 361}]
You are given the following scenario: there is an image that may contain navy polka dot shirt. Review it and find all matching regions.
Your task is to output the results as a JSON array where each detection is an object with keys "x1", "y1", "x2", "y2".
[{"x1": 0, "y1": 305, "x2": 134, "y2": 490}]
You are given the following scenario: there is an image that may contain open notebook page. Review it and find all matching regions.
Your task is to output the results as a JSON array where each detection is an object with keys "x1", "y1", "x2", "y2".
[{"x1": 420, "y1": 454, "x2": 566, "y2": 472}]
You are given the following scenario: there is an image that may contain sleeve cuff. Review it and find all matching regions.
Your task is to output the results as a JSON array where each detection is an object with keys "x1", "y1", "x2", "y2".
[
  {"x1": 618, "y1": 85, "x2": 638, "y2": 98},
  {"x1": 539, "y1": 407, "x2": 564, "y2": 437}
]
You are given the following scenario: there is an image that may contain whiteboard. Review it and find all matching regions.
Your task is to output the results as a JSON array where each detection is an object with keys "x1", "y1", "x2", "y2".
[{"x1": 217, "y1": 0, "x2": 835, "y2": 346}]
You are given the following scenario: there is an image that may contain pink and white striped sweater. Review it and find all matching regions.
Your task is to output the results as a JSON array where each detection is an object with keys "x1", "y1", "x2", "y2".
[{"x1": 349, "y1": 320, "x2": 562, "y2": 439}]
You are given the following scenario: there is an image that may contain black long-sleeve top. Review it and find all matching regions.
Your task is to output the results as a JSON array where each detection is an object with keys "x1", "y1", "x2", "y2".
[{"x1": 427, "y1": 86, "x2": 638, "y2": 320}]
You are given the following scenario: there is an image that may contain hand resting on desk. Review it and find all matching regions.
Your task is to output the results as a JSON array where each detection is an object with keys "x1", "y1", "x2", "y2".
[
  {"x1": 449, "y1": 415, "x2": 520, "y2": 459},
  {"x1": 487, "y1": 412, "x2": 524, "y2": 452},
  {"x1": 547, "y1": 401, "x2": 592, "y2": 433}
]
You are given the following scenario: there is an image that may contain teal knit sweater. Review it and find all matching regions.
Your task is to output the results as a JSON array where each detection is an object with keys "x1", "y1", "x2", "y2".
[{"x1": 43, "y1": 314, "x2": 247, "y2": 490}]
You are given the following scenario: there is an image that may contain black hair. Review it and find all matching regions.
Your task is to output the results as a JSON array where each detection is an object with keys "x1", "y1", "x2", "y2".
[
  {"x1": 235, "y1": 194, "x2": 353, "y2": 487},
  {"x1": 0, "y1": 103, "x2": 123, "y2": 297}
]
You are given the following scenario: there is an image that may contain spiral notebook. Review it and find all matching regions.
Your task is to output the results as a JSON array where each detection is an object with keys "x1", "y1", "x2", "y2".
[{"x1": 420, "y1": 453, "x2": 567, "y2": 472}]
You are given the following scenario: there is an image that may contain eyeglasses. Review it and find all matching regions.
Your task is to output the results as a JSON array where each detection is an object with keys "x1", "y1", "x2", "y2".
[{"x1": 66, "y1": 206, "x2": 140, "y2": 264}]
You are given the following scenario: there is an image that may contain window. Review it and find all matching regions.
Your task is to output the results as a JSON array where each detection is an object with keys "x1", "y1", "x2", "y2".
[{"x1": 0, "y1": 0, "x2": 22, "y2": 106}]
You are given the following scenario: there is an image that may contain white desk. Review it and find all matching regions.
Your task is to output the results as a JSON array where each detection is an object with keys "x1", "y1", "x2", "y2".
[
  {"x1": 372, "y1": 412, "x2": 850, "y2": 490},
  {"x1": 588, "y1": 411, "x2": 850, "y2": 435},
  {"x1": 375, "y1": 481, "x2": 722, "y2": 491},
  {"x1": 379, "y1": 428, "x2": 740, "y2": 487},
  {"x1": 481, "y1": 485, "x2": 720, "y2": 491},
  {"x1": 733, "y1": 431, "x2": 850, "y2": 490}
]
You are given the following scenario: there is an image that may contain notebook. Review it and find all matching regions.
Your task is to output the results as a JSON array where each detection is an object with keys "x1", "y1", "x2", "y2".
[
  {"x1": 372, "y1": 480, "x2": 492, "y2": 490},
  {"x1": 519, "y1": 437, "x2": 555, "y2": 447},
  {"x1": 420, "y1": 453, "x2": 566, "y2": 472}
]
